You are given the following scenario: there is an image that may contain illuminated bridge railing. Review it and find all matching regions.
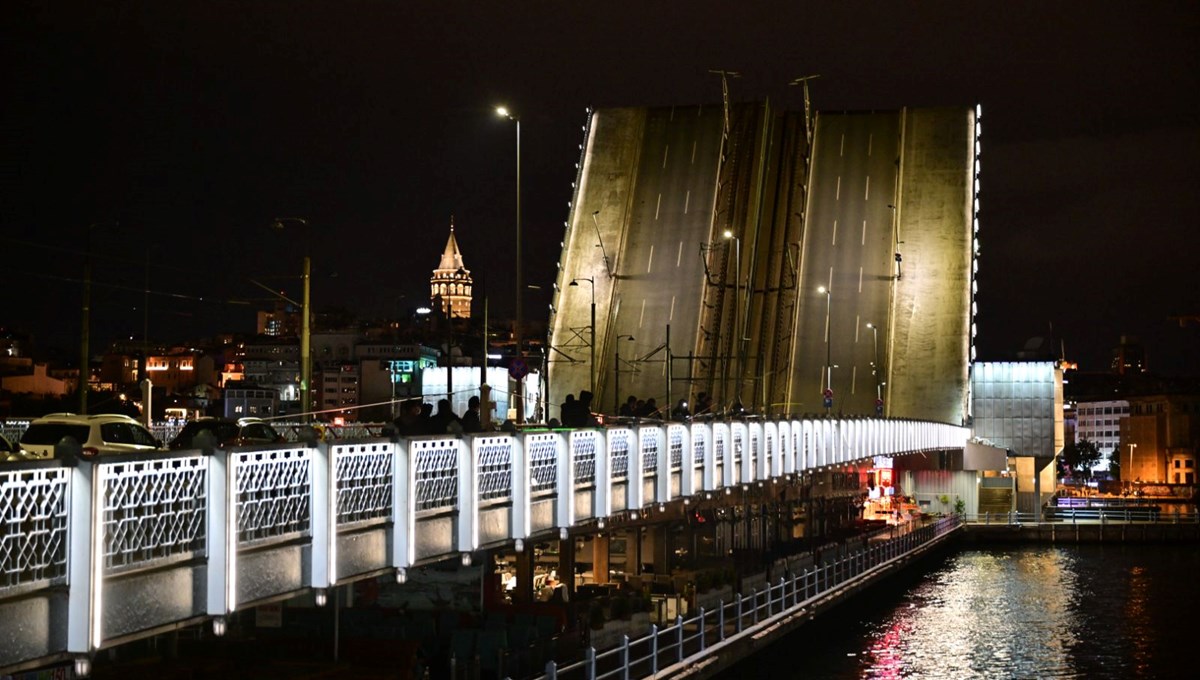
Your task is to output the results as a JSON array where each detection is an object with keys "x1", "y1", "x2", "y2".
[{"x1": 0, "y1": 416, "x2": 967, "y2": 673}]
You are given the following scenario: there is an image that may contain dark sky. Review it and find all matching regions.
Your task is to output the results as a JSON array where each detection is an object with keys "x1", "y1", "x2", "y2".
[{"x1": 4, "y1": 1, "x2": 1198, "y2": 375}]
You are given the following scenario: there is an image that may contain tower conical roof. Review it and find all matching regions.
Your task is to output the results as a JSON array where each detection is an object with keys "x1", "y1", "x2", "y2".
[{"x1": 438, "y1": 217, "x2": 465, "y2": 271}]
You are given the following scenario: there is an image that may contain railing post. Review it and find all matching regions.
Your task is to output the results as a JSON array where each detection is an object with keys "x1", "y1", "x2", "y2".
[
  {"x1": 718, "y1": 600, "x2": 725, "y2": 641},
  {"x1": 65, "y1": 451, "x2": 98, "y2": 657},
  {"x1": 698, "y1": 606, "x2": 706, "y2": 651},
  {"x1": 587, "y1": 646, "x2": 596, "y2": 680},
  {"x1": 677, "y1": 615, "x2": 684, "y2": 661},
  {"x1": 622, "y1": 635, "x2": 631, "y2": 680},
  {"x1": 650, "y1": 624, "x2": 658, "y2": 675},
  {"x1": 205, "y1": 447, "x2": 232, "y2": 624},
  {"x1": 310, "y1": 440, "x2": 335, "y2": 592},
  {"x1": 545, "y1": 659, "x2": 558, "y2": 680},
  {"x1": 752, "y1": 588, "x2": 759, "y2": 624},
  {"x1": 735, "y1": 594, "x2": 743, "y2": 632}
]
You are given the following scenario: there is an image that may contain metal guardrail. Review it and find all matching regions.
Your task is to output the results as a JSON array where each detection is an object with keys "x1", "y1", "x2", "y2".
[
  {"x1": 963, "y1": 511, "x2": 1200, "y2": 525},
  {"x1": 538, "y1": 516, "x2": 962, "y2": 680}
]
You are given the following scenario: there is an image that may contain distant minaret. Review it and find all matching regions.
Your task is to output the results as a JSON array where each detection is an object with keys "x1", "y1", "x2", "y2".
[{"x1": 430, "y1": 216, "x2": 473, "y2": 319}]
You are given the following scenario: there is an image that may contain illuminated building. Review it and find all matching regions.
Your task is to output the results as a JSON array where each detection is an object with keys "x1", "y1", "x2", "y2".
[
  {"x1": 430, "y1": 218, "x2": 473, "y2": 319},
  {"x1": 1124, "y1": 392, "x2": 1200, "y2": 484}
]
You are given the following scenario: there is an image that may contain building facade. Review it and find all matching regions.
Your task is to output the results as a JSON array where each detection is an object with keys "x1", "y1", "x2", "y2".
[
  {"x1": 1075, "y1": 399, "x2": 1129, "y2": 460},
  {"x1": 1124, "y1": 393, "x2": 1199, "y2": 485}
]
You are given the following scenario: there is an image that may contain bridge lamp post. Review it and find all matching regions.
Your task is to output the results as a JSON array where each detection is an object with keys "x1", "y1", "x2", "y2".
[
  {"x1": 495, "y1": 105, "x2": 525, "y2": 422},
  {"x1": 865, "y1": 322, "x2": 881, "y2": 402},
  {"x1": 79, "y1": 220, "x2": 117, "y2": 414},
  {"x1": 818, "y1": 286, "x2": 832, "y2": 414},
  {"x1": 723, "y1": 229, "x2": 742, "y2": 403},
  {"x1": 1126, "y1": 443, "x2": 1137, "y2": 488},
  {"x1": 569, "y1": 277, "x2": 596, "y2": 395},
  {"x1": 614, "y1": 335, "x2": 635, "y2": 415},
  {"x1": 272, "y1": 217, "x2": 313, "y2": 423}
]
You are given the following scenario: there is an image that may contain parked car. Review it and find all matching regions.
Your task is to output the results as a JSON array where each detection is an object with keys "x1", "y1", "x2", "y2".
[
  {"x1": 19, "y1": 413, "x2": 164, "y2": 458},
  {"x1": 168, "y1": 417, "x2": 285, "y2": 450}
]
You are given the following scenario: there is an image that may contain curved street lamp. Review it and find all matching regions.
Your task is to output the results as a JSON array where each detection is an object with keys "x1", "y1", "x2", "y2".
[
  {"x1": 865, "y1": 322, "x2": 881, "y2": 404},
  {"x1": 818, "y1": 286, "x2": 832, "y2": 414},
  {"x1": 723, "y1": 229, "x2": 743, "y2": 404},
  {"x1": 614, "y1": 335, "x2": 635, "y2": 415},
  {"x1": 79, "y1": 221, "x2": 117, "y2": 414},
  {"x1": 569, "y1": 277, "x2": 596, "y2": 395},
  {"x1": 495, "y1": 105, "x2": 524, "y2": 422}
]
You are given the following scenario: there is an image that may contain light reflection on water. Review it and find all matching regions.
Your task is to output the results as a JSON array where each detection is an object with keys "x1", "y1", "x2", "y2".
[{"x1": 717, "y1": 544, "x2": 1197, "y2": 679}]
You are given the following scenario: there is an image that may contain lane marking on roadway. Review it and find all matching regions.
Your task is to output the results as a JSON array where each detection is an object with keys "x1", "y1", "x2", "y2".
[
  {"x1": 647, "y1": 245, "x2": 655, "y2": 272},
  {"x1": 868, "y1": 133, "x2": 873, "y2": 157},
  {"x1": 832, "y1": 219, "x2": 837, "y2": 246},
  {"x1": 670, "y1": 295, "x2": 676, "y2": 321},
  {"x1": 684, "y1": 190, "x2": 690, "y2": 214},
  {"x1": 655, "y1": 193, "x2": 662, "y2": 220},
  {"x1": 862, "y1": 220, "x2": 867, "y2": 245},
  {"x1": 840, "y1": 134, "x2": 845, "y2": 157},
  {"x1": 864, "y1": 176, "x2": 870, "y2": 201},
  {"x1": 691, "y1": 140, "x2": 697, "y2": 164},
  {"x1": 858, "y1": 267, "x2": 863, "y2": 292},
  {"x1": 828, "y1": 266, "x2": 834, "y2": 290},
  {"x1": 852, "y1": 366, "x2": 857, "y2": 394},
  {"x1": 836, "y1": 176, "x2": 841, "y2": 200},
  {"x1": 855, "y1": 315, "x2": 860, "y2": 342},
  {"x1": 663, "y1": 145, "x2": 669, "y2": 169},
  {"x1": 639, "y1": 299, "x2": 647, "y2": 328},
  {"x1": 676, "y1": 241, "x2": 684, "y2": 267}
]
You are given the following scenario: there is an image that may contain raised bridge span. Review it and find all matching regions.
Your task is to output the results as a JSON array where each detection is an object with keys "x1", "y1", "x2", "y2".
[
  {"x1": 0, "y1": 417, "x2": 967, "y2": 674},
  {"x1": 549, "y1": 103, "x2": 979, "y2": 424}
]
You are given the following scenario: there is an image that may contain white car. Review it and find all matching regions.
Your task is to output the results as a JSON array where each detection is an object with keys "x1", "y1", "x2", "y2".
[{"x1": 19, "y1": 413, "x2": 164, "y2": 458}]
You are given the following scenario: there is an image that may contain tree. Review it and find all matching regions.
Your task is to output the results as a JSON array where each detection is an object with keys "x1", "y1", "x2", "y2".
[
  {"x1": 1062, "y1": 439, "x2": 1104, "y2": 479},
  {"x1": 1107, "y1": 445, "x2": 1122, "y2": 481}
]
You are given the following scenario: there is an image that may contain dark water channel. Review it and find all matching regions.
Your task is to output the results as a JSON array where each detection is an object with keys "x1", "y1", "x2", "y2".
[{"x1": 716, "y1": 543, "x2": 1198, "y2": 679}]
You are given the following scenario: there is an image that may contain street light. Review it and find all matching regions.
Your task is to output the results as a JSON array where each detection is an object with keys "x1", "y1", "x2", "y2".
[
  {"x1": 569, "y1": 278, "x2": 596, "y2": 395},
  {"x1": 272, "y1": 217, "x2": 313, "y2": 423},
  {"x1": 495, "y1": 105, "x2": 524, "y2": 422},
  {"x1": 591, "y1": 211, "x2": 614, "y2": 278},
  {"x1": 79, "y1": 221, "x2": 116, "y2": 414},
  {"x1": 865, "y1": 322, "x2": 881, "y2": 407},
  {"x1": 1127, "y1": 443, "x2": 1138, "y2": 487},
  {"x1": 614, "y1": 335, "x2": 635, "y2": 415},
  {"x1": 818, "y1": 286, "x2": 832, "y2": 414},
  {"x1": 723, "y1": 229, "x2": 742, "y2": 403}
]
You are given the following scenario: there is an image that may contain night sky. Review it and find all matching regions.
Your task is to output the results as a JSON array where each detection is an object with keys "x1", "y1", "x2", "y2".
[{"x1": 4, "y1": 1, "x2": 1197, "y2": 375}]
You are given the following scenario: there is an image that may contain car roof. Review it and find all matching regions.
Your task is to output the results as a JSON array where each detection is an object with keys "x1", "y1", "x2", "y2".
[{"x1": 30, "y1": 413, "x2": 143, "y2": 425}]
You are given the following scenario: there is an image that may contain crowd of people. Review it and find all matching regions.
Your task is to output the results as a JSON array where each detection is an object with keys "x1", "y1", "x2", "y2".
[
  {"x1": 392, "y1": 389, "x2": 742, "y2": 437},
  {"x1": 392, "y1": 396, "x2": 487, "y2": 436}
]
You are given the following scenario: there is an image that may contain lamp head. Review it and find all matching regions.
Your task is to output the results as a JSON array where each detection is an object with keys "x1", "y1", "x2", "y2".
[
  {"x1": 569, "y1": 280, "x2": 579, "y2": 287},
  {"x1": 723, "y1": 229, "x2": 734, "y2": 240},
  {"x1": 495, "y1": 106, "x2": 512, "y2": 119},
  {"x1": 817, "y1": 286, "x2": 828, "y2": 294}
]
